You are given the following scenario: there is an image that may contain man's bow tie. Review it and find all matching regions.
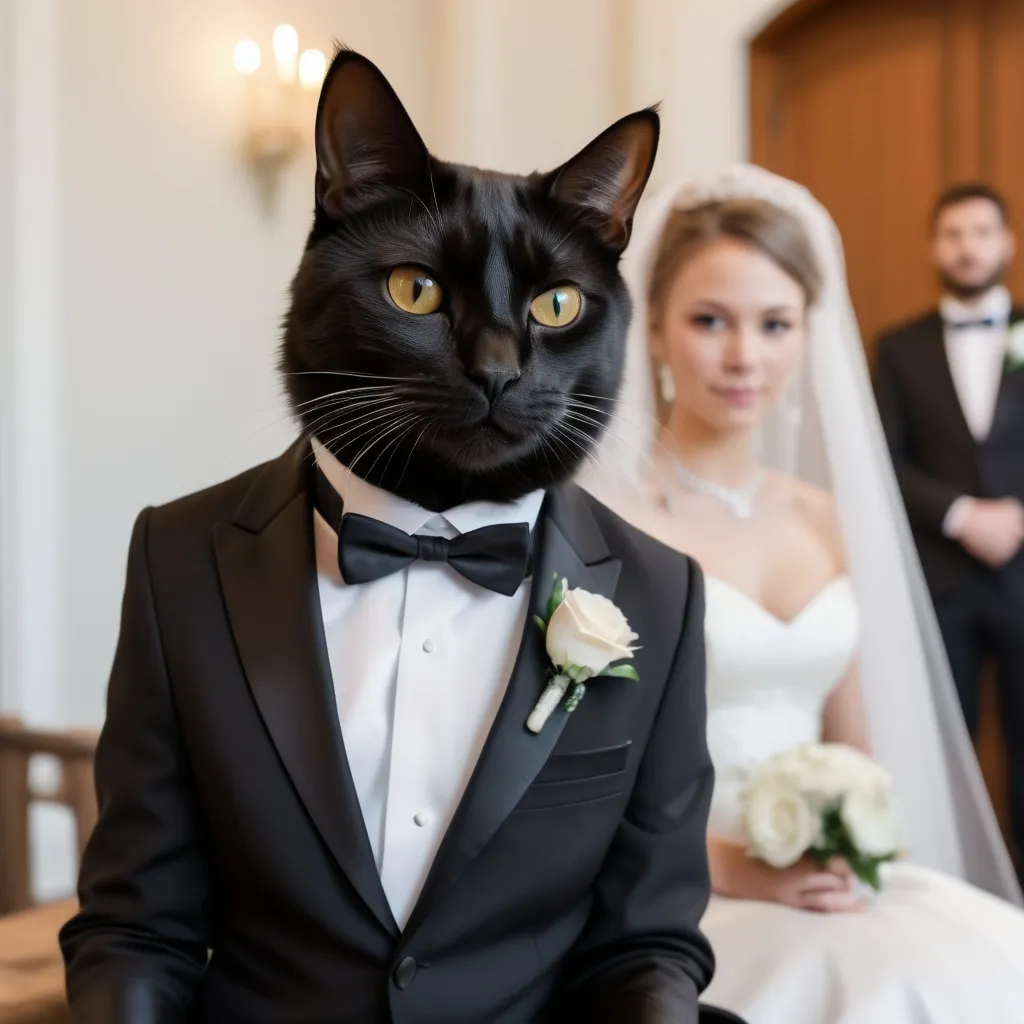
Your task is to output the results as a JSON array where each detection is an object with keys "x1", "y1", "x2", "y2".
[
  {"x1": 948, "y1": 317, "x2": 997, "y2": 330},
  {"x1": 313, "y1": 465, "x2": 532, "y2": 597}
]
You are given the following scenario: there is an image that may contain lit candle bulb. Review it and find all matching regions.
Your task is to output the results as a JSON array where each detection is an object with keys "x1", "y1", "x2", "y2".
[
  {"x1": 273, "y1": 24, "x2": 299, "y2": 82},
  {"x1": 298, "y1": 49, "x2": 327, "y2": 89},
  {"x1": 232, "y1": 39, "x2": 261, "y2": 75}
]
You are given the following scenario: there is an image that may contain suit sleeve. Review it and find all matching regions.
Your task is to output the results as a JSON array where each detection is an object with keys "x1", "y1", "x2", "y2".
[
  {"x1": 552, "y1": 558, "x2": 715, "y2": 1024},
  {"x1": 873, "y1": 333, "x2": 963, "y2": 534},
  {"x1": 60, "y1": 509, "x2": 209, "y2": 1023}
]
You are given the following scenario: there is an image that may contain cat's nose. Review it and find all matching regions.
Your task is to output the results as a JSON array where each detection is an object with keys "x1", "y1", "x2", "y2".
[
  {"x1": 466, "y1": 330, "x2": 521, "y2": 404},
  {"x1": 469, "y1": 365, "x2": 521, "y2": 404}
]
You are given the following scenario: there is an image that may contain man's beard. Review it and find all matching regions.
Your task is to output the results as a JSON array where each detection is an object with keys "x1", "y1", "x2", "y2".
[{"x1": 939, "y1": 261, "x2": 1007, "y2": 301}]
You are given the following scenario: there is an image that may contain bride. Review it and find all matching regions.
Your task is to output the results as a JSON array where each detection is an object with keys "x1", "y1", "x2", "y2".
[{"x1": 583, "y1": 165, "x2": 1024, "y2": 1023}]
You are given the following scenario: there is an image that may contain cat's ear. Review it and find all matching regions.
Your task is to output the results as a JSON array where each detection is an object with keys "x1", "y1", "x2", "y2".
[
  {"x1": 547, "y1": 109, "x2": 660, "y2": 253},
  {"x1": 314, "y1": 48, "x2": 430, "y2": 219}
]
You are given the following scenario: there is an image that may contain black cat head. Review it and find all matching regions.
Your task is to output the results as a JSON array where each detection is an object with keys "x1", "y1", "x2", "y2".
[{"x1": 281, "y1": 48, "x2": 658, "y2": 511}]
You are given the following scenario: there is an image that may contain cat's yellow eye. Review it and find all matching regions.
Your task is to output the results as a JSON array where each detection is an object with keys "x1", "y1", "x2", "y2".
[
  {"x1": 387, "y1": 266, "x2": 443, "y2": 315},
  {"x1": 530, "y1": 285, "x2": 582, "y2": 328}
]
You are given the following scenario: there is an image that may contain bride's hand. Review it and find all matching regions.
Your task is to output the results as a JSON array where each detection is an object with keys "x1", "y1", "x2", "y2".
[
  {"x1": 711, "y1": 837, "x2": 863, "y2": 912},
  {"x1": 765, "y1": 856, "x2": 864, "y2": 913}
]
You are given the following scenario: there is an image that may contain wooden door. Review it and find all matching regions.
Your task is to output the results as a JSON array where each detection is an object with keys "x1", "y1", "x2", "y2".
[
  {"x1": 987, "y1": 0, "x2": 1024, "y2": 302},
  {"x1": 751, "y1": 0, "x2": 1016, "y2": 856},
  {"x1": 750, "y1": 0, "x2": 991, "y2": 359}
]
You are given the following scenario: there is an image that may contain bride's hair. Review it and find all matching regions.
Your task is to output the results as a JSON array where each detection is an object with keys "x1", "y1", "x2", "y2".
[{"x1": 647, "y1": 198, "x2": 823, "y2": 321}]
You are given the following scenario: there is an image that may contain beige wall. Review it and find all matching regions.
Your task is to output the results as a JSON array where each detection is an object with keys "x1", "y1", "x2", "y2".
[{"x1": 1, "y1": 0, "x2": 792, "y2": 893}]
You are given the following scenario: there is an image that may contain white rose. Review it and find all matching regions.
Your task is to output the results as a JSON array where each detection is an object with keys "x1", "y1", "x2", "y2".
[
  {"x1": 841, "y1": 787, "x2": 900, "y2": 858},
  {"x1": 743, "y1": 774, "x2": 819, "y2": 868},
  {"x1": 1008, "y1": 322, "x2": 1024, "y2": 367},
  {"x1": 766, "y1": 744, "x2": 890, "y2": 809},
  {"x1": 545, "y1": 582, "x2": 638, "y2": 675}
]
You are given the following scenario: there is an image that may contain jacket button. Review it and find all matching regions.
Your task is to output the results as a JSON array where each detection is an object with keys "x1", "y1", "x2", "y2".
[{"x1": 393, "y1": 956, "x2": 418, "y2": 990}]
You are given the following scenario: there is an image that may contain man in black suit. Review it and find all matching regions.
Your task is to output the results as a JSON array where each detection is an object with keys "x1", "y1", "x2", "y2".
[
  {"x1": 874, "y1": 183, "x2": 1024, "y2": 865},
  {"x1": 59, "y1": 446, "x2": 718, "y2": 1023},
  {"x1": 59, "y1": 49, "x2": 725, "y2": 1024}
]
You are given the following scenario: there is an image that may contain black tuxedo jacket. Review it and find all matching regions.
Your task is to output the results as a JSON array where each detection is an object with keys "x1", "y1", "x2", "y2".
[
  {"x1": 60, "y1": 440, "x2": 716, "y2": 1024},
  {"x1": 874, "y1": 310, "x2": 1024, "y2": 596}
]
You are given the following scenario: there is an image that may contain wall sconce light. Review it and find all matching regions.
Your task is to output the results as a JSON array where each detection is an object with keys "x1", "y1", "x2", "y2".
[{"x1": 233, "y1": 25, "x2": 327, "y2": 212}]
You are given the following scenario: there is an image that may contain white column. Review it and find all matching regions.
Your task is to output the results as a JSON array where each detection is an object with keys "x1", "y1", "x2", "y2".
[
  {"x1": 664, "y1": 0, "x2": 791, "y2": 180},
  {"x1": 6, "y1": 0, "x2": 64, "y2": 725},
  {"x1": 429, "y1": 0, "x2": 502, "y2": 166},
  {"x1": 0, "y1": 0, "x2": 14, "y2": 709}
]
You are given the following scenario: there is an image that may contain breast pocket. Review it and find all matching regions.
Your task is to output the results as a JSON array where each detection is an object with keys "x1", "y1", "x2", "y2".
[{"x1": 516, "y1": 741, "x2": 631, "y2": 811}]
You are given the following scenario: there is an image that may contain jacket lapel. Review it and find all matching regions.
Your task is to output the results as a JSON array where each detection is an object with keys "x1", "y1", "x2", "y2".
[
  {"x1": 213, "y1": 440, "x2": 399, "y2": 938},
  {"x1": 987, "y1": 307, "x2": 1024, "y2": 441},
  {"x1": 403, "y1": 484, "x2": 622, "y2": 939},
  {"x1": 928, "y1": 313, "x2": 978, "y2": 447}
]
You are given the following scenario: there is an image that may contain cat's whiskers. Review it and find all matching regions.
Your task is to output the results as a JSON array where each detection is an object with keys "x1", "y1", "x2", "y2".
[
  {"x1": 398, "y1": 186, "x2": 441, "y2": 234},
  {"x1": 301, "y1": 389, "x2": 407, "y2": 420},
  {"x1": 546, "y1": 423, "x2": 579, "y2": 462},
  {"x1": 284, "y1": 370, "x2": 428, "y2": 384},
  {"x1": 292, "y1": 383, "x2": 411, "y2": 411},
  {"x1": 379, "y1": 415, "x2": 435, "y2": 486},
  {"x1": 564, "y1": 392, "x2": 671, "y2": 451},
  {"x1": 551, "y1": 423, "x2": 629, "y2": 503},
  {"x1": 299, "y1": 394, "x2": 414, "y2": 441},
  {"x1": 241, "y1": 383, "x2": 415, "y2": 441},
  {"x1": 313, "y1": 401, "x2": 419, "y2": 457},
  {"x1": 563, "y1": 397, "x2": 673, "y2": 470},
  {"x1": 301, "y1": 405, "x2": 414, "y2": 471},
  {"x1": 427, "y1": 165, "x2": 441, "y2": 224},
  {"x1": 345, "y1": 412, "x2": 424, "y2": 485},
  {"x1": 395, "y1": 421, "x2": 436, "y2": 491},
  {"x1": 557, "y1": 415, "x2": 656, "y2": 517},
  {"x1": 232, "y1": 390, "x2": 406, "y2": 450},
  {"x1": 565, "y1": 391, "x2": 662, "y2": 427},
  {"x1": 360, "y1": 413, "x2": 425, "y2": 484},
  {"x1": 531, "y1": 430, "x2": 557, "y2": 479},
  {"x1": 563, "y1": 406, "x2": 658, "y2": 471}
]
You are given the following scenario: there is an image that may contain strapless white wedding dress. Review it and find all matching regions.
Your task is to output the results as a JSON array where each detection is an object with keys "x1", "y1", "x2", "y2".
[{"x1": 700, "y1": 575, "x2": 1024, "y2": 1024}]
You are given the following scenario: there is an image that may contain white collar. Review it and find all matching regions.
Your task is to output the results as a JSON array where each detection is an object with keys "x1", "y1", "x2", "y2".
[
  {"x1": 310, "y1": 436, "x2": 545, "y2": 538},
  {"x1": 940, "y1": 284, "x2": 1012, "y2": 325}
]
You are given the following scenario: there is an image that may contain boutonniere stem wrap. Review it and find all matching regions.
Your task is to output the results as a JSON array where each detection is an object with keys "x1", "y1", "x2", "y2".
[
  {"x1": 526, "y1": 575, "x2": 640, "y2": 734},
  {"x1": 1007, "y1": 321, "x2": 1024, "y2": 373}
]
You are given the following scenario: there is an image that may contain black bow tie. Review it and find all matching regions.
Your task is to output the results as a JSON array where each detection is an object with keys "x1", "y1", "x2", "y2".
[
  {"x1": 948, "y1": 317, "x2": 997, "y2": 330},
  {"x1": 312, "y1": 465, "x2": 532, "y2": 597}
]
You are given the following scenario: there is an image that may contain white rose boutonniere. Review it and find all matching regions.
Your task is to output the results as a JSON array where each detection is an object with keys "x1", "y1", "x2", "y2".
[
  {"x1": 526, "y1": 575, "x2": 639, "y2": 734},
  {"x1": 1007, "y1": 321, "x2": 1024, "y2": 373}
]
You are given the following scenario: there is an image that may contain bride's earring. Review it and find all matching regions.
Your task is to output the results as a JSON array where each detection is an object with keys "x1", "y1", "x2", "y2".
[{"x1": 657, "y1": 361, "x2": 677, "y2": 404}]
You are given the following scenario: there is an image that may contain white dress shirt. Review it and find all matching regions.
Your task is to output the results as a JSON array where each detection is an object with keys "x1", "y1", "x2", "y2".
[
  {"x1": 311, "y1": 438, "x2": 544, "y2": 929},
  {"x1": 940, "y1": 285, "x2": 1011, "y2": 442},
  {"x1": 939, "y1": 286, "x2": 1012, "y2": 537}
]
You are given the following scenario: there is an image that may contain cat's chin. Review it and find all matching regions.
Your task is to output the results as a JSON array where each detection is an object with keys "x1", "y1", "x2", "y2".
[{"x1": 428, "y1": 422, "x2": 538, "y2": 473}]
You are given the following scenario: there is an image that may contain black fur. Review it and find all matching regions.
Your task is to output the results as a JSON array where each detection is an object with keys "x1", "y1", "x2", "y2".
[{"x1": 281, "y1": 48, "x2": 659, "y2": 511}]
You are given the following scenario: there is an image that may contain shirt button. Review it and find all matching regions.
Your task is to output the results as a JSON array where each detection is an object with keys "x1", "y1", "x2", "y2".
[
  {"x1": 422, "y1": 638, "x2": 435, "y2": 653},
  {"x1": 413, "y1": 812, "x2": 429, "y2": 827},
  {"x1": 393, "y1": 956, "x2": 418, "y2": 989}
]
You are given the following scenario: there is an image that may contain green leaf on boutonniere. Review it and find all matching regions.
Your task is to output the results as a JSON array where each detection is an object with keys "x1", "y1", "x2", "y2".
[
  {"x1": 546, "y1": 573, "x2": 565, "y2": 621},
  {"x1": 563, "y1": 681, "x2": 587, "y2": 713},
  {"x1": 533, "y1": 615, "x2": 548, "y2": 635},
  {"x1": 601, "y1": 664, "x2": 640, "y2": 681},
  {"x1": 1005, "y1": 320, "x2": 1024, "y2": 372},
  {"x1": 564, "y1": 665, "x2": 593, "y2": 684}
]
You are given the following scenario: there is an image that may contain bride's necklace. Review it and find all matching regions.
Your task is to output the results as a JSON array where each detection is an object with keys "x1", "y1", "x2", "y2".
[{"x1": 671, "y1": 459, "x2": 766, "y2": 520}]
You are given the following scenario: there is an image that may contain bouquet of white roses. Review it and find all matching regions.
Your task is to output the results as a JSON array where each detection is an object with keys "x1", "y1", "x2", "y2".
[{"x1": 741, "y1": 743, "x2": 901, "y2": 890}]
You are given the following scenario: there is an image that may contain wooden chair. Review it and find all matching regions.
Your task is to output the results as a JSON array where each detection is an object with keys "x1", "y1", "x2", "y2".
[
  {"x1": 700, "y1": 1006, "x2": 749, "y2": 1023},
  {"x1": 0, "y1": 716, "x2": 99, "y2": 1023},
  {"x1": 0, "y1": 716, "x2": 98, "y2": 915}
]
